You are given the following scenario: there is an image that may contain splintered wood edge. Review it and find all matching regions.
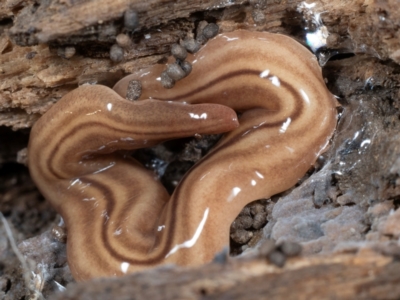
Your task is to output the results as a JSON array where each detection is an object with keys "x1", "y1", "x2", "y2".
[
  {"x1": 53, "y1": 249, "x2": 400, "y2": 299},
  {"x1": 1, "y1": 0, "x2": 397, "y2": 130}
]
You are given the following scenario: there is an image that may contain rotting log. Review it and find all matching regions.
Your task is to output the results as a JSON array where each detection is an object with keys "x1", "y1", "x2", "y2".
[
  {"x1": 1, "y1": 0, "x2": 400, "y2": 299},
  {"x1": 52, "y1": 249, "x2": 400, "y2": 300},
  {"x1": 1, "y1": 0, "x2": 400, "y2": 129}
]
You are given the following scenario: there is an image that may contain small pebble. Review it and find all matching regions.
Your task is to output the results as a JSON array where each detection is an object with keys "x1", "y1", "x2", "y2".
[
  {"x1": 230, "y1": 229, "x2": 253, "y2": 244},
  {"x1": 231, "y1": 215, "x2": 254, "y2": 231},
  {"x1": 239, "y1": 206, "x2": 251, "y2": 216},
  {"x1": 250, "y1": 203, "x2": 265, "y2": 215},
  {"x1": 181, "y1": 37, "x2": 201, "y2": 54},
  {"x1": 110, "y1": 44, "x2": 124, "y2": 62},
  {"x1": 252, "y1": 212, "x2": 267, "y2": 229},
  {"x1": 179, "y1": 60, "x2": 192, "y2": 76},
  {"x1": 268, "y1": 250, "x2": 286, "y2": 267},
  {"x1": 203, "y1": 23, "x2": 219, "y2": 39},
  {"x1": 161, "y1": 71, "x2": 175, "y2": 89},
  {"x1": 124, "y1": 9, "x2": 139, "y2": 30},
  {"x1": 279, "y1": 241, "x2": 302, "y2": 257},
  {"x1": 171, "y1": 43, "x2": 187, "y2": 60},
  {"x1": 126, "y1": 80, "x2": 142, "y2": 101},
  {"x1": 116, "y1": 33, "x2": 133, "y2": 49},
  {"x1": 196, "y1": 20, "x2": 209, "y2": 44},
  {"x1": 166, "y1": 63, "x2": 186, "y2": 81}
]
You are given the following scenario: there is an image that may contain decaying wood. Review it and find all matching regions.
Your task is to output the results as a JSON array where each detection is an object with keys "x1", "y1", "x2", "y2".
[
  {"x1": 8, "y1": 0, "x2": 247, "y2": 45},
  {"x1": 52, "y1": 249, "x2": 400, "y2": 300},
  {"x1": 2, "y1": 0, "x2": 400, "y2": 299},
  {"x1": 2, "y1": 0, "x2": 400, "y2": 129}
]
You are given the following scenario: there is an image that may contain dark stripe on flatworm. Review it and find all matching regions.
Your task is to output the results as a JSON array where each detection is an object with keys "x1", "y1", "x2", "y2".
[
  {"x1": 152, "y1": 69, "x2": 285, "y2": 102},
  {"x1": 81, "y1": 176, "x2": 168, "y2": 265},
  {"x1": 46, "y1": 120, "x2": 208, "y2": 180},
  {"x1": 159, "y1": 76, "x2": 305, "y2": 260}
]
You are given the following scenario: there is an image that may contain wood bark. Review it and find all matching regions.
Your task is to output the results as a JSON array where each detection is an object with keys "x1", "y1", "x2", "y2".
[
  {"x1": 53, "y1": 249, "x2": 400, "y2": 300},
  {"x1": 1, "y1": 0, "x2": 400, "y2": 130}
]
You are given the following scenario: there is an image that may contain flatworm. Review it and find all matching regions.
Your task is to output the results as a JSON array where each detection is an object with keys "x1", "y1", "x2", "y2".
[{"x1": 28, "y1": 30, "x2": 337, "y2": 281}]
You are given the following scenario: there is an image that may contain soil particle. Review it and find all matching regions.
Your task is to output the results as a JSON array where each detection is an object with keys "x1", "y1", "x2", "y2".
[
  {"x1": 230, "y1": 200, "x2": 269, "y2": 255},
  {"x1": 202, "y1": 23, "x2": 219, "y2": 39},
  {"x1": 230, "y1": 229, "x2": 253, "y2": 244},
  {"x1": 116, "y1": 33, "x2": 133, "y2": 49},
  {"x1": 170, "y1": 43, "x2": 187, "y2": 60},
  {"x1": 181, "y1": 37, "x2": 201, "y2": 54},
  {"x1": 165, "y1": 62, "x2": 186, "y2": 81},
  {"x1": 109, "y1": 44, "x2": 124, "y2": 62},
  {"x1": 126, "y1": 80, "x2": 142, "y2": 101},
  {"x1": 252, "y1": 213, "x2": 267, "y2": 229},
  {"x1": 231, "y1": 215, "x2": 253, "y2": 231},
  {"x1": 124, "y1": 9, "x2": 139, "y2": 31},
  {"x1": 178, "y1": 60, "x2": 192, "y2": 76},
  {"x1": 160, "y1": 70, "x2": 175, "y2": 89}
]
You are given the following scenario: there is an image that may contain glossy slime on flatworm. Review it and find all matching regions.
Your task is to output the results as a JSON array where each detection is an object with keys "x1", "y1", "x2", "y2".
[{"x1": 28, "y1": 30, "x2": 337, "y2": 281}]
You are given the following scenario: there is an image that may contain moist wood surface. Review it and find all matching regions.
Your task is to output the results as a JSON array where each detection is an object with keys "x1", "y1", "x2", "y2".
[
  {"x1": 1, "y1": 0, "x2": 400, "y2": 129},
  {"x1": 52, "y1": 250, "x2": 400, "y2": 300}
]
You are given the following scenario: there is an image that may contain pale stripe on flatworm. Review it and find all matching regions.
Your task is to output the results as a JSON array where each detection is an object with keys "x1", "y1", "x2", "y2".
[{"x1": 28, "y1": 30, "x2": 337, "y2": 281}]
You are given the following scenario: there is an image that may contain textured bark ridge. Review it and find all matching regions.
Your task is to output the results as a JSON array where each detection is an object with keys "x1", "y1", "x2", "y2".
[
  {"x1": 2, "y1": 0, "x2": 400, "y2": 130},
  {"x1": 2, "y1": 0, "x2": 400, "y2": 299},
  {"x1": 51, "y1": 249, "x2": 400, "y2": 300}
]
